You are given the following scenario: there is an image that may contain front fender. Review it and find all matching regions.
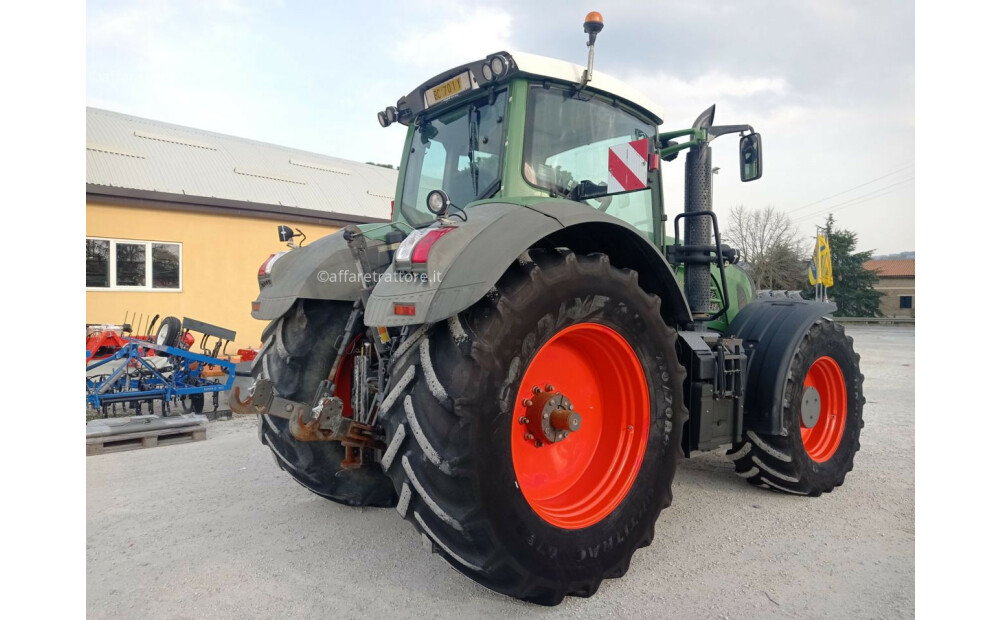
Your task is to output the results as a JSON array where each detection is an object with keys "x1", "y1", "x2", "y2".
[
  {"x1": 724, "y1": 299, "x2": 837, "y2": 435},
  {"x1": 364, "y1": 199, "x2": 691, "y2": 327}
]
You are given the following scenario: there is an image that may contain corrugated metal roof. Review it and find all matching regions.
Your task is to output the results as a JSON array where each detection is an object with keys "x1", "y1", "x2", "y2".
[
  {"x1": 86, "y1": 107, "x2": 398, "y2": 220},
  {"x1": 863, "y1": 259, "x2": 915, "y2": 277}
]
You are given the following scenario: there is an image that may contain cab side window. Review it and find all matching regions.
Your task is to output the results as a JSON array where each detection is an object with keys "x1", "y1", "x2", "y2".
[{"x1": 523, "y1": 86, "x2": 656, "y2": 239}]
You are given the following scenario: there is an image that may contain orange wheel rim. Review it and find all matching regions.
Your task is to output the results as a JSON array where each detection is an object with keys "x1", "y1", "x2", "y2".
[
  {"x1": 510, "y1": 323, "x2": 649, "y2": 530},
  {"x1": 799, "y1": 356, "x2": 847, "y2": 463}
]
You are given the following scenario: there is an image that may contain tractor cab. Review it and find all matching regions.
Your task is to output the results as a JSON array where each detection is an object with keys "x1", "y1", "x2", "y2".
[{"x1": 379, "y1": 48, "x2": 666, "y2": 242}]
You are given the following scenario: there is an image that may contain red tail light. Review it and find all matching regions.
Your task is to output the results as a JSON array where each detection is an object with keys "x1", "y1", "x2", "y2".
[
  {"x1": 258, "y1": 252, "x2": 288, "y2": 276},
  {"x1": 258, "y1": 254, "x2": 275, "y2": 276},
  {"x1": 390, "y1": 199, "x2": 395, "y2": 219},
  {"x1": 411, "y1": 228, "x2": 454, "y2": 264}
]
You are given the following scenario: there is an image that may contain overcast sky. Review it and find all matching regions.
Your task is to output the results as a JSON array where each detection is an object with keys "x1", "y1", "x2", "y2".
[{"x1": 87, "y1": 0, "x2": 914, "y2": 254}]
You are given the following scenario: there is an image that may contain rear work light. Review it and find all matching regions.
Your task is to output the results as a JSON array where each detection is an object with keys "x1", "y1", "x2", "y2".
[{"x1": 395, "y1": 227, "x2": 454, "y2": 271}]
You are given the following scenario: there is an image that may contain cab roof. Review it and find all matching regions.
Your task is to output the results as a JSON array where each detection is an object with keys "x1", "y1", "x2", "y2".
[
  {"x1": 507, "y1": 51, "x2": 664, "y2": 124},
  {"x1": 393, "y1": 50, "x2": 664, "y2": 127}
]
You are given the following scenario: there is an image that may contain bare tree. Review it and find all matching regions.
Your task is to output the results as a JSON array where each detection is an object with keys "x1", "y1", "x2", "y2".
[{"x1": 724, "y1": 205, "x2": 805, "y2": 290}]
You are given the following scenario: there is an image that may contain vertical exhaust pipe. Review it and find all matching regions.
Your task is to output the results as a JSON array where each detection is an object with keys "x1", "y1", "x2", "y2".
[{"x1": 683, "y1": 106, "x2": 717, "y2": 321}]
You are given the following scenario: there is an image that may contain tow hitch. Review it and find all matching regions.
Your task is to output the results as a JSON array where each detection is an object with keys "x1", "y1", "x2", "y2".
[{"x1": 231, "y1": 378, "x2": 385, "y2": 469}]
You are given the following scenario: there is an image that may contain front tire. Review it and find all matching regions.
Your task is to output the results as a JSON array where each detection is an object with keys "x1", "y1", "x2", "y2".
[
  {"x1": 255, "y1": 300, "x2": 396, "y2": 507},
  {"x1": 729, "y1": 320, "x2": 865, "y2": 495},
  {"x1": 378, "y1": 251, "x2": 687, "y2": 605}
]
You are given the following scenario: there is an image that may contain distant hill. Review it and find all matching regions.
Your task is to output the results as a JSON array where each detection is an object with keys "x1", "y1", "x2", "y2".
[{"x1": 872, "y1": 251, "x2": 915, "y2": 260}]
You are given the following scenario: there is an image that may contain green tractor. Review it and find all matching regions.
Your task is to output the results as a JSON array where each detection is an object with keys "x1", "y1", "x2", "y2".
[{"x1": 234, "y1": 12, "x2": 864, "y2": 605}]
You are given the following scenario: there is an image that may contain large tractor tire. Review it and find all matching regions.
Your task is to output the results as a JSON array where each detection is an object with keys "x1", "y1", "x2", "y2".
[
  {"x1": 254, "y1": 300, "x2": 396, "y2": 507},
  {"x1": 378, "y1": 250, "x2": 687, "y2": 605},
  {"x1": 728, "y1": 320, "x2": 864, "y2": 495}
]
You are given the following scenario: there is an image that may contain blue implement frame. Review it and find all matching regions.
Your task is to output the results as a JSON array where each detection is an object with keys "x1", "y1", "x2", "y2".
[{"x1": 86, "y1": 340, "x2": 235, "y2": 410}]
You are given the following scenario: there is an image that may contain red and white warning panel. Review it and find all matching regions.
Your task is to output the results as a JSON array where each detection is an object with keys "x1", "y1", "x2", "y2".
[{"x1": 607, "y1": 138, "x2": 649, "y2": 193}]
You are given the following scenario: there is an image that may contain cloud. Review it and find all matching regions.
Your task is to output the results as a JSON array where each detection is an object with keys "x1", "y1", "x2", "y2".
[
  {"x1": 631, "y1": 71, "x2": 788, "y2": 102},
  {"x1": 393, "y1": 5, "x2": 512, "y2": 71}
]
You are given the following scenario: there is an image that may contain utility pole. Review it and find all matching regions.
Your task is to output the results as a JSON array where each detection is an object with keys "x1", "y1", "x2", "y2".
[
  {"x1": 826, "y1": 218, "x2": 832, "y2": 303},
  {"x1": 814, "y1": 225, "x2": 821, "y2": 302}
]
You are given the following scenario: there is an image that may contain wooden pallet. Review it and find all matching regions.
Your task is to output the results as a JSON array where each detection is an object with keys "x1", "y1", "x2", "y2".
[{"x1": 86, "y1": 424, "x2": 207, "y2": 456}]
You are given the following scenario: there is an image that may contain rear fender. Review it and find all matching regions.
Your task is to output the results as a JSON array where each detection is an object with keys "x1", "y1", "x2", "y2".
[
  {"x1": 252, "y1": 231, "x2": 395, "y2": 321},
  {"x1": 724, "y1": 299, "x2": 837, "y2": 435},
  {"x1": 363, "y1": 199, "x2": 691, "y2": 327}
]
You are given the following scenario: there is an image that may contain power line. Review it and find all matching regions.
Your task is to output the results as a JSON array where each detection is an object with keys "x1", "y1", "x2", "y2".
[
  {"x1": 792, "y1": 182, "x2": 912, "y2": 224},
  {"x1": 784, "y1": 163, "x2": 914, "y2": 215},
  {"x1": 791, "y1": 177, "x2": 914, "y2": 224}
]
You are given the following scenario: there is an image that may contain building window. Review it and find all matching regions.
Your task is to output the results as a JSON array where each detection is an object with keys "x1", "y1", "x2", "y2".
[
  {"x1": 86, "y1": 239, "x2": 110, "y2": 287},
  {"x1": 899, "y1": 295, "x2": 913, "y2": 309},
  {"x1": 86, "y1": 237, "x2": 182, "y2": 291},
  {"x1": 152, "y1": 243, "x2": 181, "y2": 289}
]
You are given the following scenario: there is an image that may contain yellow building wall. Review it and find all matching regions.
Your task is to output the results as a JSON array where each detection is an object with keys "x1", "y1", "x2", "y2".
[{"x1": 86, "y1": 200, "x2": 339, "y2": 349}]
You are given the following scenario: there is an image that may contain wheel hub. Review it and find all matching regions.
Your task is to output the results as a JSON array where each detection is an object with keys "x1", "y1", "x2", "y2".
[
  {"x1": 800, "y1": 385, "x2": 821, "y2": 428},
  {"x1": 519, "y1": 385, "x2": 582, "y2": 447}
]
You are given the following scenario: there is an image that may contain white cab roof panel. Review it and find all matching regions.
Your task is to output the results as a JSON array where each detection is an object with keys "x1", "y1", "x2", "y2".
[{"x1": 508, "y1": 51, "x2": 664, "y2": 124}]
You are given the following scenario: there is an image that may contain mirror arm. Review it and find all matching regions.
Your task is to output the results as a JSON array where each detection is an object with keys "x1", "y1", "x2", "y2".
[
  {"x1": 657, "y1": 123, "x2": 755, "y2": 160},
  {"x1": 706, "y1": 124, "x2": 753, "y2": 142},
  {"x1": 658, "y1": 139, "x2": 698, "y2": 160},
  {"x1": 657, "y1": 128, "x2": 697, "y2": 142}
]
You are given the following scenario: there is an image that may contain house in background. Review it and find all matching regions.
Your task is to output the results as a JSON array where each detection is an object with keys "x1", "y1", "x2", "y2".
[
  {"x1": 863, "y1": 258, "x2": 915, "y2": 318},
  {"x1": 86, "y1": 107, "x2": 397, "y2": 347}
]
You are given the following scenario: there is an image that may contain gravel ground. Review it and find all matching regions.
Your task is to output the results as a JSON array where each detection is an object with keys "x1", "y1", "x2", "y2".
[{"x1": 86, "y1": 325, "x2": 914, "y2": 619}]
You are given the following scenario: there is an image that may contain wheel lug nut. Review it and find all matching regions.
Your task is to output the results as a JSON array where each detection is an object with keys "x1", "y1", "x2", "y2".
[
  {"x1": 524, "y1": 433, "x2": 534, "y2": 441},
  {"x1": 522, "y1": 399, "x2": 533, "y2": 407},
  {"x1": 532, "y1": 386, "x2": 542, "y2": 394},
  {"x1": 545, "y1": 384, "x2": 555, "y2": 392},
  {"x1": 534, "y1": 440, "x2": 543, "y2": 448},
  {"x1": 518, "y1": 416, "x2": 529, "y2": 424}
]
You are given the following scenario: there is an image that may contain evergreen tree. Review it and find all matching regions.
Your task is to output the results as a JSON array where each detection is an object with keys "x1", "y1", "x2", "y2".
[{"x1": 802, "y1": 214, "x2": 883, "y2": 316}]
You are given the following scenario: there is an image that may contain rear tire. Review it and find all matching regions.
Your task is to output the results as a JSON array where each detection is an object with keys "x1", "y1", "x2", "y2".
[
  {"x1": 729, "y1": 320, "x2": 864, "y2": 495},
  {"x1": 255, "y1": 300, "x2": 396, "y2": 507},
  {"x1": 378, "y1": 251, "x2": 687, "y2": 605}
]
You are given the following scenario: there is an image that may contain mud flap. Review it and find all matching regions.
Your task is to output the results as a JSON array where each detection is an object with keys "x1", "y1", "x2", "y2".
[{"x1": 724, "y1": 299, "x2": 836, "y2": 436}]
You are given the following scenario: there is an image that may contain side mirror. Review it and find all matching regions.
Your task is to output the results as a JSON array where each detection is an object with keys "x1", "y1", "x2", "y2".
[
  {"x1": 739, "y1": 133, "x2": 763, "y2": 182},
  {"x1": 277, "y1": 225, "x2": 295, "y2": 243}
]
